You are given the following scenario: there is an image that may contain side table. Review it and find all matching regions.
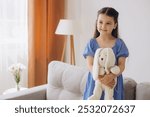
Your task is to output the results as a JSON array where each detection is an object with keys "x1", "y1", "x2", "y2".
[{"x1": 3, "y1": 87, "x2": 28, "y2": 95}]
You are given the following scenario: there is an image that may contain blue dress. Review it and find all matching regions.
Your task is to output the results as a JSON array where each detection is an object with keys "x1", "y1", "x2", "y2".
[{"x1": 83, "y1": 38, "x2": 129, "y2": 100}]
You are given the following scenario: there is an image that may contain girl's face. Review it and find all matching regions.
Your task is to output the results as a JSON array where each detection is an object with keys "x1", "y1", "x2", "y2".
[{"x1": 97, "y1": 14, "x2": 117, "y2": 36}]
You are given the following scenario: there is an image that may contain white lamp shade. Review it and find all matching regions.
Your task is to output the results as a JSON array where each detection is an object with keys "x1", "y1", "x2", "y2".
[{"x1": 55, "y1": 19, "x2": 74, "y2": 35}]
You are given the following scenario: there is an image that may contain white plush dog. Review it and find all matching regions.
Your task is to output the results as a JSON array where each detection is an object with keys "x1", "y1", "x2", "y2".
[{"x1": 88, "y1": 48, "x2": 120, "y2": 100}]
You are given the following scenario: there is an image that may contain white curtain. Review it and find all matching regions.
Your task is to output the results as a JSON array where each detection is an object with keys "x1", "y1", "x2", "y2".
[{"x1": 0, "y1": 0, "x2": 28, "y2": 94}]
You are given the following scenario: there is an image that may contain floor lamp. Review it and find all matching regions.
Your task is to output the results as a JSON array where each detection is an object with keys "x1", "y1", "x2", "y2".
[{"x1": 55, "y1": 19, "x2": 75, "y2": 65}]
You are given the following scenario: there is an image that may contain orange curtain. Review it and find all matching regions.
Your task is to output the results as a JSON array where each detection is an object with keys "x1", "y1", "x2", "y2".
[{"x1": 28, "y1": 0, "x2": 65, "y2": 87}]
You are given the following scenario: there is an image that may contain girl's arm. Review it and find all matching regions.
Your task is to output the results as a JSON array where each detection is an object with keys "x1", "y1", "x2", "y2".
[
  {"x1": 116, "y1": 57, "x2": 126, "y2": 76},
  {"x1": 100, "y1": 57, "x2": 127, "y2": 88},
  {"x1": 86, "y1": 56, "x2": 94, "y2": 73}
]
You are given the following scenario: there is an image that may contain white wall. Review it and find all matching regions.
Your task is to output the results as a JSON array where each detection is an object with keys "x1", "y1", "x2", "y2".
[{"x1": 66, "y1": 0, "x2": 150, "y2": 83}]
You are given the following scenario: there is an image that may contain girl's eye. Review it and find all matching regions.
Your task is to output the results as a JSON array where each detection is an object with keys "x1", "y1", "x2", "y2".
[
  {"x1": 99, "y1": 22, "x2": 102, "y2": 24},
  {"x1": 107, "y1": 23, "x2": 111, "y2": 25}
]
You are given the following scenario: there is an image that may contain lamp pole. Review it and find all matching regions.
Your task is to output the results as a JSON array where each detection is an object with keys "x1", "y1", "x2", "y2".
[{"x1": 70, "y1": 35, "x2": 75, "y2": 65}]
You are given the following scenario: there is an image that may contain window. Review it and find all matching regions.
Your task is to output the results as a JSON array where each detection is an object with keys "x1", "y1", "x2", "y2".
[{"x1": 0, "y1": 0, "x2": 28, "y2": 94}]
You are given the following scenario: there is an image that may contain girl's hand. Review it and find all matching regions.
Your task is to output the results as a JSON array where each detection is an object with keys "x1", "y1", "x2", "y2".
[
  {"x1": 99, "y1": 73, "x2": 116, "y2": 88},
  {"x1": 106, "y1": 79, "x2": 115, "y2": 89}
]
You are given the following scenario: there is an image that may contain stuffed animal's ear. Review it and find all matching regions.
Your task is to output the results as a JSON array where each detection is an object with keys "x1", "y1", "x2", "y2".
[
  {"x1": 105, "y1": 48, "x2": 116, "y2": 74},
  {"x1": 92, "y1": 48, "x2": 103, "y2": 80}
]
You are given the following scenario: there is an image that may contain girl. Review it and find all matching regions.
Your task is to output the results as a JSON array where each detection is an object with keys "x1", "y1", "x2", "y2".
[{"x1": 83, "y1": 7, "x2": 129, "y2": 100}]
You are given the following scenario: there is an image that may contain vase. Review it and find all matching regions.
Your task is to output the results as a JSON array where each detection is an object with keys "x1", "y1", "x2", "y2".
[
  {"x1": 16, "y1": 83, "x2": 20, "y2": 91},
  {"x1": 15, "y1": 75, "x2": 21, "y2": 91}
]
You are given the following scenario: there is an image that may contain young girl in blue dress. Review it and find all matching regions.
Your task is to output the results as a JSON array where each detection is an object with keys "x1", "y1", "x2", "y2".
[{"x1": 83, "y1": 7, "x2": 129, "y2": 100}]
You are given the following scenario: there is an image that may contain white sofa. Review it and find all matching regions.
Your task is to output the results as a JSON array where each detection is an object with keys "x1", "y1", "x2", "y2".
[
  {"x1": 1, "y1": 61, "x2": 149, "y2": 100},
  {"x1": 0, "y1": 61, "x2": 88, "y2": 100}
]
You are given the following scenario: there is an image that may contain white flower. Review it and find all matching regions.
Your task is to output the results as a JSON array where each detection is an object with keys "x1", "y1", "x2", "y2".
[{"x1": 8, "y1": 63, "x2": 26, "y2": 84}]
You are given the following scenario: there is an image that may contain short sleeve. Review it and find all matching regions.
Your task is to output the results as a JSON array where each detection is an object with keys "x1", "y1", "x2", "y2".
[
  {"x1": 83, "y1": 39, "x2": 95, "y2": 59},
  {"x1": 116, "y1": 40, "x2": 129, "y2": 58}
]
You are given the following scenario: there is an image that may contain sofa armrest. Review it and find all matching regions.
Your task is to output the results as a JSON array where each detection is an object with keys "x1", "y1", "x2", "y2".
[
  {"x1": 0, "y1": 84, "x2": 47, "y2": 100},
  {"x1": 124, "y1": 78, "x2": 137, "y2": 100},
  {"x1": 136, "y1": 82, "x2": 150, "y2": 100}
]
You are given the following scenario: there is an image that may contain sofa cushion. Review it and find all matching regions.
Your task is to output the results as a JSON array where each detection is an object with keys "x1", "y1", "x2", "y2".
[
  {"x1": 46, "y1": 61, "x2": 88, "y2": 100},
  {"x1": 136, "y1": 82, "x2": 150, "y2": 100},
  {"x1": 124, "y1": 78, "x2": 137, "y2": 100}
]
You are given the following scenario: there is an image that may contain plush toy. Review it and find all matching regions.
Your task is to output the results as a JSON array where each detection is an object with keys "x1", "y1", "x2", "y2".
[{"x1": 88, "y1": 48, "x2": 120, "y2": 100}]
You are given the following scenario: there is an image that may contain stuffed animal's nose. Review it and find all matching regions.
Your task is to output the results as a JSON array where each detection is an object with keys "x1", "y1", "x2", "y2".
[{"x1": 101, "y1": 58, "x2": 103, "y2": 61}]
